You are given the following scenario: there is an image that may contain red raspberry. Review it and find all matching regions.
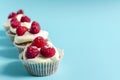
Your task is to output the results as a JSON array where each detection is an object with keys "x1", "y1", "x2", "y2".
[
  {"x1": 11, "y1": 20, "x2": 21, "y2": 28},
  {"x1": 32, "y1": 36, "x2": 47, "y2": 48},
  {"x1": 40, "y1": 47, "x2": 56, "y2": 58},
  {"x1": 8, "y1": 12, "x2": 17, "y2": 19},
  {"x1": 21, "y1": 16, "x2": 31, "y2": 22},
  {"x1": 30, "y1": 21, "x2": 40, "y2": 34},
  {"x1": 26, "y1": 46, "x2": 39, "y2": 59},
  {"x1": 10, "y1": 17, "x2": 17, "y2": 23},
  {"x1": 17, "y1": 9, "x2": 24, "y2": 14},
  {"x1": 16, "y1": 26, "x2": 28, "y2": 36}
]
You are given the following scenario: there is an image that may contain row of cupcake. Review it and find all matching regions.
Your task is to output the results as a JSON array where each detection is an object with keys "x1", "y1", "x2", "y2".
[{"x1": 3, "y1": 9, "x2": 64, "y2": 76}]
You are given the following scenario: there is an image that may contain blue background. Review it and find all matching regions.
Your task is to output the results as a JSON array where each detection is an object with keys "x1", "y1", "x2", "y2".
[{"x1": 0, "y1": 0, "x2": 120, "y2": 80}]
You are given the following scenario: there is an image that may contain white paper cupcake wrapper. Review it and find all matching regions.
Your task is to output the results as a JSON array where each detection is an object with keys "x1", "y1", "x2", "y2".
[
  {"x1": 16, "y1": 45, "x2": 26, "y2": 53},
  {"x1": 19, "y1": 49, "x2": 64, "y2": 76},
  {"x1": 6, "y1": 30, "x2": 15, "y2": 42},
  {"x1": 23, "y1": 61, "x2": 60, "y2": 76},
  {"x1": 14, "y1": 43, "x2": 27, "y2": 53}
]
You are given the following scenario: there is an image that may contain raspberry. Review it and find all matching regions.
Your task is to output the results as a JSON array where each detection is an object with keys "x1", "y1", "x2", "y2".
[
  {"x1": 32, "y1": 36, "x2": 47, "y2": 48},
  {"x1": 26, "y1": 46, "x2": 39, "y2": 59},
  {"x1": 16, "y1": 26, "x2": 28, "y2": 36},
  {"x1": 17, "y1": 9, "x2": 24, "y2": 14},
  {"x1": 21, "y1": 16, "x2": 31, "y2": 22},
  {"x1": 40, "y1": 47, "x2": 56, "y2": 58},
  {"x1": 30, "y1": 21, "x2": 40, "y2": 34},
  {"x1": 11, "y1": 20, "x2": 21, "y2": 28},
  {"x1": 8, "y1": 12, "x2": 17, "y2": 19},
  {"x1": 10, "y1": 17, "x2": 17, "y2": 23}
]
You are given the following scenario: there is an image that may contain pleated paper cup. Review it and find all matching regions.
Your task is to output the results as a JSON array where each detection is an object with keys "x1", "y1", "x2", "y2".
[
  {"x1": 19, "y1": 49, "x2": 64, "y2": 76},
  {"x1": 6, "y1": 30, "x2": 15, "y2": 42},
  {"x1": 15, "y1": 44, "x2": 26, "y2": 53},
  {"x1": 14, "y1": 43, "x2": 31, "y2": 53}
]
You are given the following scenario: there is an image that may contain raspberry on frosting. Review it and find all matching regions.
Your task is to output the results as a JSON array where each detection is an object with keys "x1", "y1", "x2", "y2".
[
  {"x1": 11, "y1": 20, "x2": 21, "y2": 28},
  {"x1": 21, "y1": 16, "x2": 31, "y2": 22},
  {"x1": 10, "y1": 17, "x2": 18, "y2": 23},
  {"x1": 25, "y1": 37, "x2": 56, "y2": 59},
  {"x1": 17, "y1": 9, "x2": 24, "y2": 14},
  {"x1": 30, "y1": 21, "x2": 40, "y2": 34},
  {"x1": 32, "y1": 36, "x2": 47, "y2": 48},
  {"x1": 16, "y1": 26, "x2": 28, "y2": 36},
  {"x1": 8, "y1": 12, "x2": 17, "y2": 19},
  {"x1": 40, "y1": 46, "x2": 56, "y2": 58},
  {"x1": 26, "y1": 46, "x2": 39, "y2": 59}
]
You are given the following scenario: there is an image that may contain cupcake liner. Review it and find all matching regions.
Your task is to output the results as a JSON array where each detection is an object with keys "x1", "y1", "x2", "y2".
[
  {"x1": 19, "y1": 49, "x2": 64, "y2": 76},
  {"x1": 14, "y1": 43, "x2": 31, "y2": 53},
  {"x1": 14, "y1": 43, "x2": 27, "y2": 53},
  {"x1": 6, "y1": 30, "x2": 15, "y2": 42},
  {"x1": 23, "y1": 60, "x2": 59, "y2": 76}
]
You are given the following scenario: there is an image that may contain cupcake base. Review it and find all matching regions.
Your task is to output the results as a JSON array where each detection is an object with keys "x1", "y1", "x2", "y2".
[
  {"x1": 14, "y1": 42, "x2": 32, "y2": 53},
  {"x1": 6, "y1": 30, "x2": 15, "y2": 42},
  {"x1": 14, "y1": 44, "x2": 27, "y2": 53},
  {"x1": 19, "y1": 49, "x2": 64, "y2": 76},
  {"x1": 23, "y1": 61, "x2": 59, "y2": 76}
]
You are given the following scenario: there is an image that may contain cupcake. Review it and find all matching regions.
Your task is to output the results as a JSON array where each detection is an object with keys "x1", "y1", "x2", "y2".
[
  {"x1": 4, "y1": 9, "x2": 24, "y2": 31},
  {"x1": 19, "y1": 36, "x2": 64, "y2": 76},
  {"x1": 7, "y1": 14, "x2": 32, "y2": 42},
  {"x1": 14, "y1": 21, "x2": 48, "y2": 53}
]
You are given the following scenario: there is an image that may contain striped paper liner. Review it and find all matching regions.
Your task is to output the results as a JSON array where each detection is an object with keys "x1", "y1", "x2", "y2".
[
  {"x1": 23, "y1": 61, "x2": 59, "y2": 76},
  {"x1": 6, "y1": 30, "x2": 15, "y2": 42},
  {"x1": 14, "y1": 44, "x2": 27, "y2": 53},
  {"x1": 19, "y1": 49, "x2": 64, "y2": 76},
  {"x1": 13, "y1": 42, "x2": 31, "y2": 53}
]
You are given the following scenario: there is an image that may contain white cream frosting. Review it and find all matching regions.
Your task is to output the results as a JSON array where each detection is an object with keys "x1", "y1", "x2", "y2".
[
  {"x1": 17, "y1": 14, "x2": 32, "y2": 29},
  {"x1": 9, "y1": 14, "x2": 31, "y2": 34},
  {"x1": 4, "y1": 14, "x2": 23, "y2": 28},
  {"x1": 14, "y1": 30, "x2": 48, "y2": 44},
  {"x1": 16, "y1": 14, "x2": 23, "y2": 21},
  {"x1": 5, "y1": 14, "x2": 24, "y2": 33},
  {"x1": 4, "y1": 19, "x2": 11, "y2": 27},
  {"x1": 21, "y1": 22, "x2": 32, "y2": 28},
  {"x1": 10, "y1": 21, "x2": 32, "y2": 34},
  {"x1": 21, "y1": 41, "x2": 60, "y2": 63},
  {"x1": 10, "y1": 27, "x2": 16, "y2": 34}
]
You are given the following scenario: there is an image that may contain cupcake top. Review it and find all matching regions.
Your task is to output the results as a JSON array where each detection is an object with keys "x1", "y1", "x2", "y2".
[
  {"x1": 14, "y1": 21, "x2": 48, "y2": 44},
  {"x1": 21, "y1": 36, "x2": 60, "y2": 63},
  {"x1": 4, "y1": 9, "x2": 24, "y2": 28},
  {"x1": 10, "y1": 15, "x2": 32, "y2": 34}
]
